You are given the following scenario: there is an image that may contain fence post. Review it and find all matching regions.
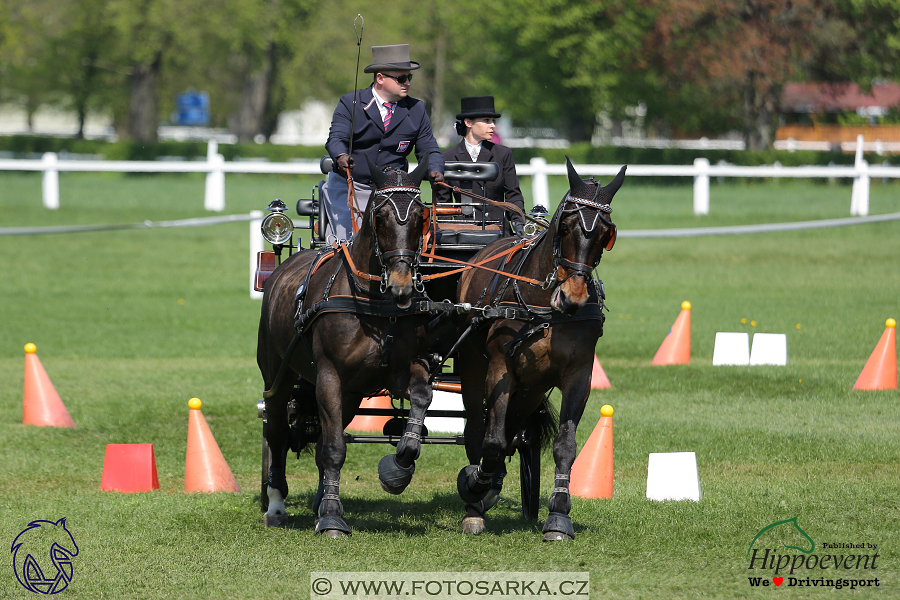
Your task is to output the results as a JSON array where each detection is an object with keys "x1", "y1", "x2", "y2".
[
  {"x1": 693, "y1": 157, "x2": 710, "y2": 215},
  {"x1": 42, "y1": 152, "x2": 60, "y2": 209},
  {"x1": 850, "y1": 134, "x2": 869, "y2": 216},
  {"x1": 249, "y1": 210, "x2": 264, "y2": 299},
  {"x1": 529, "y1": 156, "x2": 548, "y2": 210},
  {"x1": 204, "y1": 140, "x2": 225, "y2": 212}
]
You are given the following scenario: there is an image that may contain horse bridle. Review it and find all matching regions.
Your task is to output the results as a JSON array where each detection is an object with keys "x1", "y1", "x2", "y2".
[
  {"x1": 369, "y1": 183, "x2": 429, "y2": 294},
  {"x1": 544, "y1": 182, "x2": 617, "y2": 290}
]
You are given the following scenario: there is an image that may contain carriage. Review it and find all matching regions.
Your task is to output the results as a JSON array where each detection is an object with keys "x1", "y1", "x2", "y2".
[
  {"x1": 253, "y1": 156, "x2": 623, "y2": 539},
  {"x1": 253, "y1": 157, "x2": 548, "y2": 524}
]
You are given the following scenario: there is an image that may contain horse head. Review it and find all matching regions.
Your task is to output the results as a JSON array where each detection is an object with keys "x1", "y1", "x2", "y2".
[
  {"x1": 545, "y1": 157, "x2": 625, "y2": 315},
  {"x1": 364, "y1": 157, "x2": 430, "y2": 309}
]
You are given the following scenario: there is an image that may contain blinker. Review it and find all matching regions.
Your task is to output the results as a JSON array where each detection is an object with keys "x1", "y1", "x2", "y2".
[{"x1": 605, "y1": 225, "x2": 617, "y2": 251}]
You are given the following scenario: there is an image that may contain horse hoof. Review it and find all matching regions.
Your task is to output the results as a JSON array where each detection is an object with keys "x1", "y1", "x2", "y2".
[
  {"x1": 263, "y1": 512, "x2": 288, "y2": 528},
  {"x1": 483, "y1": 488, "x2": 500, "y2": 511},
  {"x1": 542, "y1": 511, "x2": 575, "y2": 541},
  {"x1": 322, "y1": 529, "x2": 349, "y2": 539},
  {"x1": 378, "y1": 454, "x2": 415, "y2": 495},
  {"x1": 315, "y1": 515, "x2": 352, "y2": 537},
  {"x1": 461, "y1": 516, "x2": 485, "y2": 535}
]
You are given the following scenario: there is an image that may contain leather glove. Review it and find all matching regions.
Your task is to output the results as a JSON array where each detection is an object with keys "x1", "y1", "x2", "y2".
[
  {"x1": 336, "y1": 154, "x2": 355, "y2": 177},
  {"x1": 429, "y1": 171, "x2": 444, "y2": 184},
  {"x1": 512, "y1": 221, "x2": 525, "y2": 237}
]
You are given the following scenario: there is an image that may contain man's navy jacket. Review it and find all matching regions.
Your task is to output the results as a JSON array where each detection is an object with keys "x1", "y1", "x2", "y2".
[{"x1": 325, "y1": 86, "x2": 444, "y2": 184}]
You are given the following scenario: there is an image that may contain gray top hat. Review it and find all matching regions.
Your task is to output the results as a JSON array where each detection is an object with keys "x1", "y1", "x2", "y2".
[{"x1": 364, "y1": 44, "x2": 421, "y2": 73}]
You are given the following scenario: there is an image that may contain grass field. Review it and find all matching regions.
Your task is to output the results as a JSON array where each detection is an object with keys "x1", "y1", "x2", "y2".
[{"x1": 1, "y1": 171, "x2": 898, "y2": 599}]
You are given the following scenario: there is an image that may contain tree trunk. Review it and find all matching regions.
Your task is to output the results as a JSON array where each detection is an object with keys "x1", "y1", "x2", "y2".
[
  {"x1": 229, "y1": 42, "x2": 276, "y2": 143},
  {"x1": 743, "y1": 72, "x2": 778, "y2": 151},
  {"x1": 431, "y1": 14, "x2": 446, "y2": 137},
  {"x1": 127, "y1": 51, "x2": 163, "y2": 142}
]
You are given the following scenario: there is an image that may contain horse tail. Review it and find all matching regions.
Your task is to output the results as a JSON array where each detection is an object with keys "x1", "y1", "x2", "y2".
[{"x1": 526, "y1": 394, "x2": 559, "y2": 453}]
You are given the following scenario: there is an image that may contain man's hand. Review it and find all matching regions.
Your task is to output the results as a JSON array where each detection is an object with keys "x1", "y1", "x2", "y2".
[
  {"x1": 336, "y1": 154, "x2": 355, "y2": 177},
  {"x1": 512, "y1": 221, "x2": 525, "y2": 236},
  {"x1": 429, "y1": 171, "x2": 444, "y2": 184}
]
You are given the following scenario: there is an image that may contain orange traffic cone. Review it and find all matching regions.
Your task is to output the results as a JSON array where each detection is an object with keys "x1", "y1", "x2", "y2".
[
  {"x1": 652, "y1": 301, "x2": 691, "y2": 365},
  {"x1": 590, "y1": 355, "x2": 611, "y2": 389},
  {"x1": 22, "y1": 343, "x2": 75, "y2": 428},
  {"x1": 185, "y1": 398, "x2": 241, "y2": 493},
  {"x1": 570, "y1": 405, "x2": 614, "y2": 499},
  {"x1": 347, "y1": 395, "x2": 392, "y2": 432},
  {"x1": 853, "y1": 318, "x2": 897, "y2": 390}
]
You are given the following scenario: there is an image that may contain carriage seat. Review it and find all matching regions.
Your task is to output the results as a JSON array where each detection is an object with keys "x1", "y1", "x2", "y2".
[{"x1": 430, "y1": 161, "x2": 504, "y2": 247}]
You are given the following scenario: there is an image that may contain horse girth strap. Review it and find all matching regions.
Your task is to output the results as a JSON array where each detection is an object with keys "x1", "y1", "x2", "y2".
[{"x1": 295, "y1": 295, "x2": 434, "y2": 333}]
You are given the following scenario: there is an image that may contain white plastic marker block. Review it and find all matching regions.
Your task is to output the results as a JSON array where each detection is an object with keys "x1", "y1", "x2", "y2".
[
  {"x1": 424, "y1": 390, "x2": 465, "y2": 434},
  {"x1": 712, "y1": 332, "x2": 750, "y2": 365},
  {"x1": 750, "y1": 333, "x2": 787, "y2": 366},
  {"x1": 646, "y1": 452, "x2": 701, "y2": 501}
]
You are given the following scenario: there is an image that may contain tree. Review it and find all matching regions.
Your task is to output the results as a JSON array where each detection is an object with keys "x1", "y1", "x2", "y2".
[{"x1": 641, "y1": 0, "x2": 840, "y2": 149}]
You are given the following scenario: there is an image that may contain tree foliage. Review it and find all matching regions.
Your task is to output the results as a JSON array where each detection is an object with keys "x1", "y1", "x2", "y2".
[{"x1": 1, "y1": 0, "x2": 900, "y2": 146}]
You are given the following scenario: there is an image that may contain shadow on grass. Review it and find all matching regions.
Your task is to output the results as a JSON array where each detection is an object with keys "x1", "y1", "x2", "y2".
[{"x1": 253, "y1": 489, "x2": 570, "y2": 537}]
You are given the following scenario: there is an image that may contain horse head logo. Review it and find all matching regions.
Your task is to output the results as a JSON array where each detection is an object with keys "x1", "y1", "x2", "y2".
[
  {"x1": 11, "y1": 518, "x2": 79, "y2": 594},
  {"x1": 747, "y1": 516, "x2": 815, "y2": 559}
]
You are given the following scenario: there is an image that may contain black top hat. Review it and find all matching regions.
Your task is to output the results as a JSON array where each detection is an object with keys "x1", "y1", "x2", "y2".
[
  {"x1": 364, "y1": 44, "x2": 421, "y2": 73},
  {"x1": 456, "y1": 96, "x2": 501, "y2": 120}
]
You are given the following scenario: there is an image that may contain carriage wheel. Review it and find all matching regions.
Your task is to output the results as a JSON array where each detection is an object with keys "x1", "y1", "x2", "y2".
[
  {"x1": 518, "y1": 437, "x2": 541, "y2": 520},
  {"x1": 260, "y1": 420, "x2": 271, "y2": 512}
]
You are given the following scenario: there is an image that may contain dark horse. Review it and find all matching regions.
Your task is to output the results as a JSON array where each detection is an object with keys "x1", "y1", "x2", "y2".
[
  {"x1": 455, "y1": 158, "x2": 625, "y2": 541},
  {"x1": 257, "y1": 159, "x2": 435, "y2": 537}
]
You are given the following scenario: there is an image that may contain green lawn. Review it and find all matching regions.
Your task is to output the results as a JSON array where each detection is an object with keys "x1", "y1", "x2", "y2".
[{"x1": 0, "y1": 172, "x2": 898, "y2": 599}]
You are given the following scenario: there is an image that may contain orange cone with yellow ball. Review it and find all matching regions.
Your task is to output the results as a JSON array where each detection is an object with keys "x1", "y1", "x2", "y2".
[
  {"x1": 570, "y1": 404, "x2": 614, "y2": 499},
  {"x1": 853, "y1": 318, "x2": 897, "y2": 390},
  {"x1": 22, "y1": 343, "x2": 76, "y2": 428},
  {"x1": 652, "y1": 301, "x2": 691, "y2": 365},
  {"x1": 185, "y1": 398, "x2": 241, "y2": 493}
]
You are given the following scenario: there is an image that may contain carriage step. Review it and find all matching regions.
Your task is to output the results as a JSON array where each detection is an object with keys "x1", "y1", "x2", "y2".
[
  {"x1": 354, "y1": 408, "x2": 465, "y2": 418},
  {"x1": 343, "y1": 433, "x2": 465, "y2": 445}
]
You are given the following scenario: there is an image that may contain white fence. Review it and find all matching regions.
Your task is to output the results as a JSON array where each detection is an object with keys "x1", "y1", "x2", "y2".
[{"x1": 2, "y1": 136, "x2": 899, "y2": 217}]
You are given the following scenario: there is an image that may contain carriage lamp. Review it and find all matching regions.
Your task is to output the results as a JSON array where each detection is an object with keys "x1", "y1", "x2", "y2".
[
  {"x1": 261, "y1": 199, "x2": 294, "y2": 245},
  {"x1": 525, "y1": 205, "x2": 550, "y2": 236}
]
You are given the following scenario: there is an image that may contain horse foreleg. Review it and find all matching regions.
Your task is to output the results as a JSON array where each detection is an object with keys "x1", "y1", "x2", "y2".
[
  {"x1": 314, "y1": 365, "x2": 352, "y2": 537},
  {"x1": 542, "y1": 373, "x2": 591, "y2": 542},
  {"x1": 457, "y1": 360, "x2": 512, "y2": 509},
  {"x1": 378, "y1": 360, "x2": 431, "y2": 495}
]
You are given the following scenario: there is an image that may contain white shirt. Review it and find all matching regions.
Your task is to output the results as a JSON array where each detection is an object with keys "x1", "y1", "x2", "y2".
[
  {"x1": 372, "y1": 90, "x2": 394, "y2": 123},
  {"x1": 464, "y1": 139, "x2": 482, "y2": 162}
]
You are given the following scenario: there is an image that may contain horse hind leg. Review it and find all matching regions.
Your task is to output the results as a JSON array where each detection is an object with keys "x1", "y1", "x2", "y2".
[
  {"x1": 263, "y1": 387, "x2": 292, "y2": 528},
  {"x1": 313, "y1": 368, "x2": 352, "y2": 537},
  {"x1": 461, "y1": 465, "x2": 506, "y2": 535}
]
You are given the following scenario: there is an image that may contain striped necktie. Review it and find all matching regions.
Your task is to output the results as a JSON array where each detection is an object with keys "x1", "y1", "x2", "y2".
[{"x1": 383, "y1": 102, "x2": 394, "y2": 129}]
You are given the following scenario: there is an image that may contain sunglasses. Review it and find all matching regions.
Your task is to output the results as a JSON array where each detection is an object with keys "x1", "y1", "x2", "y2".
[{"x1": 381, "y1": 73, "x2": 413, "y2": 84}]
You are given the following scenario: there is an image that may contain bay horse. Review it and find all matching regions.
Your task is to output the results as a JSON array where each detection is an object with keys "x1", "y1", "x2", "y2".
[
  {"x1": 455, "y1": 158, "x2": 625, "y2": 541},
  {"x1": 257, "y1": 158, "x2": 436, "y2": 537}
]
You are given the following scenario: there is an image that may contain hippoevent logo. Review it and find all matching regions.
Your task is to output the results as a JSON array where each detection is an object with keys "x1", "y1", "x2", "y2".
[
  {"x1": 10, "y1": 518, "x2": 79, "y2": 594},
  {"x1": 746, "y1": 517, "x2": 880, "y2": 590}
]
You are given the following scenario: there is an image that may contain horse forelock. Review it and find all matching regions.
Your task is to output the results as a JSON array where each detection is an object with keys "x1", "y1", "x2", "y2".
[
  {"x1": 562, "y1": 181, "x2": 613, "y2": 233},
  {"x1": 373, "y1": 168, "x2": 422, "y2": 224}
]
